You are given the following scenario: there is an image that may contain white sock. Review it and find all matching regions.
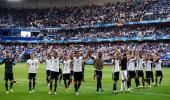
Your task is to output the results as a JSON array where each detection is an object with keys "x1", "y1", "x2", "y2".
[
  {"x1": 121, "y1": 81, "x2": 124, "y2": 91},
  {"x1": 124, "y1": 81, "x2": 128, "y2": 91}
]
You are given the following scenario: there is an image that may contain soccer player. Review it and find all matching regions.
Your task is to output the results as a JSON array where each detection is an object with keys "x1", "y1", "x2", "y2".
[
  {"x1": 48, "y1": 51, "x2": 60, "y2": 95},
  {"x1": 45, "y1": 53, "x2": 52, "y2": 85},
  {"x1": 112, "y1": 51, "x2": 120, "y2": 94},
  {"x1": 93, "y1": 51, "x2": 104, "y2": 94},
  {"x1": 154, "y1": 56, "x2": 163, "y2": 86},
  {"x1": 26, "y1": 53, "x2": 39, "y2": 93},
  {"x1": 62, "y1": 54, "x2": 72, "y2": 92},
  {"x1": 136, "y1": 53, "x2": 145, "y2": 88},
  {"x1": 144, "y1": 55, "x2": 152, "y2": 88},
  {"x1": 120, "y1": 53, "x2": 128, "y2": 92},
  {"x1": 72, "y1": 50, "x2": 89, "y2": 95},
  {"x1": 127, "y1": 51, "x2": 139, "y2": 91},
  {"x1": 0, "y1": 51, "x2": 15, "y2": 94}
]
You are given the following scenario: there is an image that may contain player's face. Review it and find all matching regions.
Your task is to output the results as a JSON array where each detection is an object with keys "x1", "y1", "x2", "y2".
[
  {"x1": 30, "y1": 54, "x2": 34, "y2": 59},
  {"x1": 6, "y1": 52, "x2": 10, "y2": 57},
  {"x1": 123, "y1": 53, "x2": 127, "y2": 58},
  {"x1": 76, "y1": 51, "x2": 80, "y2": 57},
  {"x1": 98, "y1": 52, "x2": 102, "y2": 58},
  {"x1": 47, "y1": 54, "x2": 51, "y2": 59},
  {"x1": 64, "y1": 55, "x2": 68, "y2": 60},
  {"x1": 54, "y1": 53, "x2": 58, "y2": 59}
]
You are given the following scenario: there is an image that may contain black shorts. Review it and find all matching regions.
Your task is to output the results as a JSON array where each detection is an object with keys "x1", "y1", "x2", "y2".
[
  {"x1": 146, "y1": 71, "x2": 152, "y2": 78},
  {"x1": 46, "y1": 70, "x2": 51, "y2": 77},
  {"x1": 156, "y1": 71, "x2": 163, "y2": 77},
  {"x1": 128, "y1": 71, "x2": 136, "y2": 78},
  {"x1": 70, "y1": 70, "x2": 74, "y2": 76},
  {"x1": 96, "y1": 70, "x2": 102, "y2": 80},
  {"x1": 28, "y1": 73, "x2": 36, "y2": 80},
  {"x1": 74, "y1": 72, "x2": 83, "y2": 81},
  {"x1": 59, "y1": 68, "x2": 62, "y2": 74},
  {"x1": 4, "y1": 73, "x2": 14, "y2": 81},
  {"x1": 50, "y1": 71, "x2": 59, "y2": 80},
  {"x1": 136, "y1": 70, "x2": 144, "y2": 77},
  {"x1": 112, "y1": 72, "x2": 119, "y2": 81},
  {"x1": 63, "y1": 73, "x2": 71, "y2": 80}
]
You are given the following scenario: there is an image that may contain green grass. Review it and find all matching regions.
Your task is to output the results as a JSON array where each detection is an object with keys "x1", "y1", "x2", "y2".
[{"x1": 0, "y1": 63, "x2": 170, "y2": 100}]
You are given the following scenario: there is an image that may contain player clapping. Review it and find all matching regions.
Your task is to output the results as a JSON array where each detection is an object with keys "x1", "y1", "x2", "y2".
[
  {"x1": 0, "y1": 51, "x2": 15, "y2": 94},
  {"x1": 62, "y1": 54, "x2": 72, "y2": 92},
  {"x1": 48, "y1": 51, "x2": 60, "y2": 95},
  {"x1": 154, "y1": 55, "x2": 163, "y2": 86},
  {"x1": 26, "y1": 53, "x2": 39, "y2": 93},
  {"x1": 112, "y1": 50, "x2": 120, "y2": 94}
]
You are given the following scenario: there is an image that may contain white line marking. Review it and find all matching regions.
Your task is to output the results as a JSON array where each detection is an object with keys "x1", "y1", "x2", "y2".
[{"x1": 132, "y1": 91, "x2": 170, "y2": 97}]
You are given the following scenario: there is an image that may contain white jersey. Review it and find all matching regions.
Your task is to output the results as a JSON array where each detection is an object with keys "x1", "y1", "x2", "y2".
[
  {"x1": 145, "y1": 60, "x2": 152, "y2": 71},
  {"x1": 127, "y1": 59, "x2": 135, "y2": 71},
  {"x1": 27, "y1": 59, "x2": 39, "y2": 73},
  {"x1": 112, "y1": 59, "x2": 119, "y2": 73},
  {"x1": 136, "y1": 58, "x2": 144, "y2": 70},
  {"x1": 63, "y1": 60, "x2": 71, "y2": 74},
  {"x1": 155, "y1": 60, "x2": 162, "y2": 71},
  {"x1": 46, "y1": 59, "x2": 52, "y2": 71},
  {"x1": 73, "y1": 56, "x2": 83, "y2": 72},
  {"x1": 51, "y1": 57, "x2": 60, "y2": 72}
]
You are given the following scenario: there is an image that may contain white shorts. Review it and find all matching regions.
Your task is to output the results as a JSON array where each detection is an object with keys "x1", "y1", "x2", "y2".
[{"x1": 121, "y1": 70, "x2": 128, "y2": 80}]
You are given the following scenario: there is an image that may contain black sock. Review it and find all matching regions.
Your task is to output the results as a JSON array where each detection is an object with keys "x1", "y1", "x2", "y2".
[
  {"x1": 151, "y1": 75, "x2": 154, "y2": 83},
  {"x1": 159, "y1": 77, "x2": 163, "y2": 85},
  {"x1": 142, "y1": 78, "x2": 145, "y2": 87},
  {"x1": 5, "y1": 82, "x2": 8, "y2": 91},
  {"x1": 113, "y1": 82, "x2": 117, "y2": 91},
  {"x1": 77, "y1": 82, "x2": 81, "y2": 90},
  {"x1": 148, "y1": 78, "x2": 150, "y2": 85},
  {"x1": 135, "y1": 79, "x2": 139, "y2": 87},
  {"x1": 59, "y1": 75, "x2": 62, "y2": 83},
  {"x1": 33, "y1": 81, "x2": 36, "y2": 90},
  {"x1": 74, "y1": 82, "x2": 78, "y2": 92},
  {"x1": 128, "y1": 78, "x2": 131, "y2": 88},
  {"x1": 64, "y1": 80, "x2": 67, "y2": 88},
  {"x1": 100, "y1": 82, "x2": 102, "y2": 89},
  {"x1": 46, "y1": 77, "x2": 50, "y2": 84},
  {"x1": 97, "y1": 78, "x2": 102, "y2": 92},
  {"x1": 68, "y1": 80, "x2": 71, "y2": 87},
  {"x1": 97, "y1": 81, "x2": 100, "y2": 92},
  {"x1": 10, "y1": 82, "x2": 13, "y2": 89},
  {"x1": 50, "y1": 82, "x2": 52, "y2": 91},
  {"x1": 29, "y1": 81, "x2": 32, "y2": 91},
  {"x1": 155, "y1": 77, "x2": 158, "y2": 84},
  {"x1": 54, "y1": 82, "x2": 57, "y2": 92},
  {"x1": 138, "y1": 78, "x2": 141, "y2": 86}
]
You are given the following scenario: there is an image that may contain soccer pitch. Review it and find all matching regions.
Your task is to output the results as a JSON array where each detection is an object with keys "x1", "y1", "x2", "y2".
[{"x1": 0, "y1": 63, "x2": 170, "y2": 100}]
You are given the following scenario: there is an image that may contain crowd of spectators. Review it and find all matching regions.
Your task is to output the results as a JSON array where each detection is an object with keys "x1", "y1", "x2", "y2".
[
  {"x1": 0, "y1": 0, "x2": 169, "y2": 28},
  {"x1": 56, "y1": 26, "x2": 170, "y2": 41}
]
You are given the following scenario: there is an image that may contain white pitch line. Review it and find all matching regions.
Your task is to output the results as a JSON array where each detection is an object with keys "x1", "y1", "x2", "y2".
[{"x1": 132, "y1": 91, "x2": 170, "y2": 97}]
